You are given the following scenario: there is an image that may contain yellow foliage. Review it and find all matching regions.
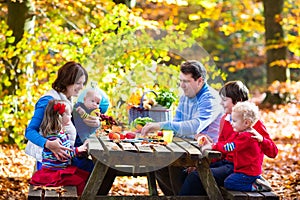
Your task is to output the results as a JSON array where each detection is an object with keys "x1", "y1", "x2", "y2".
[
  {"x1": 127, "y1": 89, "x2": 143, "y2": 107},
  {"x1": 188, "y1": 14, "x2": 200, "y2": 21}
]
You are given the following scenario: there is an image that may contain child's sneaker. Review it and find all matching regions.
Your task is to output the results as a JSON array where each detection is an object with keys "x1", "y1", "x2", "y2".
[{"x1": 255, "y1": 177, "x2": 272, "y2": 191}]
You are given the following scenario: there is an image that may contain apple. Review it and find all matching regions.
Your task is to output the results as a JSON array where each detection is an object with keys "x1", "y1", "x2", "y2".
[
  {"x1": 157, "y1": 131, "x2": 163, "y2": 137},
  {"x1": 125, "y1": 132, "x2": 136, "y2": 139},
  {"x1": 119, "y1": 133, "x2": 125, "y2": 140},
  {"x1": 108, "y1": 132, "x2": 120, "y2": 140},
  {"x1": 197, "y1": 135, "x2": 207, "y2": 146}
]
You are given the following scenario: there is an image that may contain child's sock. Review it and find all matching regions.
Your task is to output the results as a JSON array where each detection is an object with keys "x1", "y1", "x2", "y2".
[{"x1": 251, "y1": 182, "x2": 262, "y2": 191}]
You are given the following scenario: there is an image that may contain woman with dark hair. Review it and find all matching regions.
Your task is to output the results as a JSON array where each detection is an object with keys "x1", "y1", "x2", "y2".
[{"x1": 25, "y1": 61, "x2": 99, "y2": 172}]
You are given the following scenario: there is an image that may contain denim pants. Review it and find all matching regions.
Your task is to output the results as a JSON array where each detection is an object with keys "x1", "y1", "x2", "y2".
[
  {"x1": 179, "y1": 160, "x2": 234, "y2": 195},
  {"x1": 224, "y1": 173, "x2": 260, "y2": 191}
]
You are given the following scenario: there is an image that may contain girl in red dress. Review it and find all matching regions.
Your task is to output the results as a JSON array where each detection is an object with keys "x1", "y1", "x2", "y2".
[{"x1": 30, "y1": 100, "x2": 89, "y2": 195}]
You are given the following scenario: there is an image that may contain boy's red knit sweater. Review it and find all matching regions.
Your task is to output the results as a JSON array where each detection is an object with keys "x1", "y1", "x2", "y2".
[
  {"x1": 231, "y1": 131, "x2": 263, "y2": 176},
  {"x1": 213, "y1": 114, "x2": 278, "y2": 163}
]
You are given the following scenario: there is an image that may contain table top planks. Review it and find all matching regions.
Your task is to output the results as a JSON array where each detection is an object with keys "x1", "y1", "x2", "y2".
[{"x1": 87, "y1": 135, "x2": 221, "y2": 167}]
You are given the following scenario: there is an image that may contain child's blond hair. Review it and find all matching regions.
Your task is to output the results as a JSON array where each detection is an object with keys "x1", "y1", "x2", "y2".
[{"x1": 232, "y1": 101, "x2": 259, "y2": 126}]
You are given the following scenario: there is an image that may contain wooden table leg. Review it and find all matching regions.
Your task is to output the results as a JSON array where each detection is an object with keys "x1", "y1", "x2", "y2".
[
  {"x1": 196, "y1": 157, "x2": 224, "y2": 200},
  {"x1": 146, "y1": 171, "x2": 158, "y2": 196},
  {"x1": 81, "y1": 160, "x2": 109, "y2": 199}
]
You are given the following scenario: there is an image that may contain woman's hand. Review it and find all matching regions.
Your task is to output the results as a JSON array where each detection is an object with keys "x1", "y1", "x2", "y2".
[
  {"x1": 141, "y1": 122, "x2": 160, "y2": 136},
  {"x1": 76, "y1": 106, "x2": 85, "y2": 116},
  {"x1": 83, "y1": 115, "x2": 101, "y2": 128},
  {"x1": 45, "y1": 139, "x2": 72, "y2": 161}
]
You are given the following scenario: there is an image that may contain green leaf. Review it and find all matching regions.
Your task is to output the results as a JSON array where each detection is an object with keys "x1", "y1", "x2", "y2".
[
  {"x1": 7, "y1": 36, "x2": 15, "y2": 44},
  {"x1": 5, "y1": 30, "x2": 13, "y2": 36}
]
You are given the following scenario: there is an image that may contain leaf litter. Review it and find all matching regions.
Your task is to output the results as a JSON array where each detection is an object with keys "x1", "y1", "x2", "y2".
[{"x1": 0, "y1": 104, "x2": 299, "y2": 199}]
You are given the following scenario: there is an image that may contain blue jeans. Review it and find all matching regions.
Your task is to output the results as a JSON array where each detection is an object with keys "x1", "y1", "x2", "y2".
[
  {"x1": 224, "y1": 173, "x2": 260, "y2": 191},
  {"x1": 179, "y1": 160, "x2": 234, "y2": 195}
]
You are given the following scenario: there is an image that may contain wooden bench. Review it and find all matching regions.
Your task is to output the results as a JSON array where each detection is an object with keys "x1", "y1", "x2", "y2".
[
  {"x1": 28, "y1": 184, "x2": 78, "y2": 200},
  {"x1": 221, "y1": 187, "x2": 279, "y2": 200}
]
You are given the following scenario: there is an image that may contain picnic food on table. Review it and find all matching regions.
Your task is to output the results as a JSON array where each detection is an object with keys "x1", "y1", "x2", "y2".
[
  {"x1": 130, "y1": 117, "x2": 154, "y2": 132},
  {"x1": 157, "y1": 131, "x2": 163, "y2": 137},
  {"x1": 108, "y1": 132, "x2": 119, "y2": 140},
  {"x1": 96, "y1": 114, "x2": 169, "y2": 146},
  {"x1": 197, "y1": 135, "x2": 207, "y2": 146},
  {"x1": 100, "y1": 114, "x2": 118, "y2": 130},
  {"x1": 125, "y1": 132, "x2": 136, "y2": 139},
  {"x1": 107, "y1": 131, "x2": 136, "y2": 141}
]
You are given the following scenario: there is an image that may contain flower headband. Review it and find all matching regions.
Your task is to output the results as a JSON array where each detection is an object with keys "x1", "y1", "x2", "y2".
[{"x1": 53, "y1": 103, "x2": 66, "y2": 115}]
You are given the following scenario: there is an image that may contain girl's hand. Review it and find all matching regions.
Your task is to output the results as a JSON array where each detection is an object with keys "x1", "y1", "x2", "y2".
[
  {"x1": 77, "y1": 140, "x2": 88, "y2": 153},
  {"x1": 250, "y1": 130, "x2": 263, "y2": 142},
  {"x1": 83, "y1": 115, "x2": 100, "y2": 127},
  {"x1": 45, "y1": 139, "x2": 71, "y2": 161}
]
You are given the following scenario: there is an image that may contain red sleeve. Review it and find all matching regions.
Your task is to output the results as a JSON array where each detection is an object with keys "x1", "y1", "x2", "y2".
[
  {"x1": 213, "y1": 132, "x2": 238, "y2": 154},
  {"x1": 253, "y1": 120, "x2": 278, "y2": 158}
]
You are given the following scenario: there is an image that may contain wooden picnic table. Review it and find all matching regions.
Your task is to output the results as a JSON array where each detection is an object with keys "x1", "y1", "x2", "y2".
[{"x1": 80, "y1": 134, "x2": 223, "y2": 200}]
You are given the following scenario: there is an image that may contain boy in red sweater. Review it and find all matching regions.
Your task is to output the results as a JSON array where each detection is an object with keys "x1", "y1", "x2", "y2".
[{"x1": 223, "y1": 101, "x2": 273, "y2": 191}]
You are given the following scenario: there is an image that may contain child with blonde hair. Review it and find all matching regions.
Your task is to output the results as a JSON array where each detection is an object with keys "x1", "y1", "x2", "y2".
[
  {"x1": 223, "y1": 101, "x2": 273, "y2": 191},
  {"x1": 30, "y1": 100, "x2": 89, "y2": 195}
]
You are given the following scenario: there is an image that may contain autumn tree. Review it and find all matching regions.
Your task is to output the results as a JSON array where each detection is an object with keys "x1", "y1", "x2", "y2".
[
  {"x1": 1, "y1": 0, "x2": 220, "y2": 147},
  {"x1": 2, "y1": 0, "x2": 300, "y2": 146},
  {"x1": 263, "y1": 0, "x2": 287, "y2": 83},
  {"x1": 138, "y1": 0, "x2": 300, "y2": 96},
  {"x1": 0, "y1": 0, "x2": 35, "y2": 144}
]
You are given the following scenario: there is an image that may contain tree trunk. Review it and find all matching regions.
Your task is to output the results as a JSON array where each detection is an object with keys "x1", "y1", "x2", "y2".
[
  {"x1": 2, "y1": 0, "x2": 35, "y2": 143},
  {"x1": 263, "y1": 0, "x2": 288, "y2": 84},
  {"x1": 7, "y1": 0, "x2": 35, "y2": 45},
  {"x1": 5, "y1": 0, "x2": 35, "y2": 94}
]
